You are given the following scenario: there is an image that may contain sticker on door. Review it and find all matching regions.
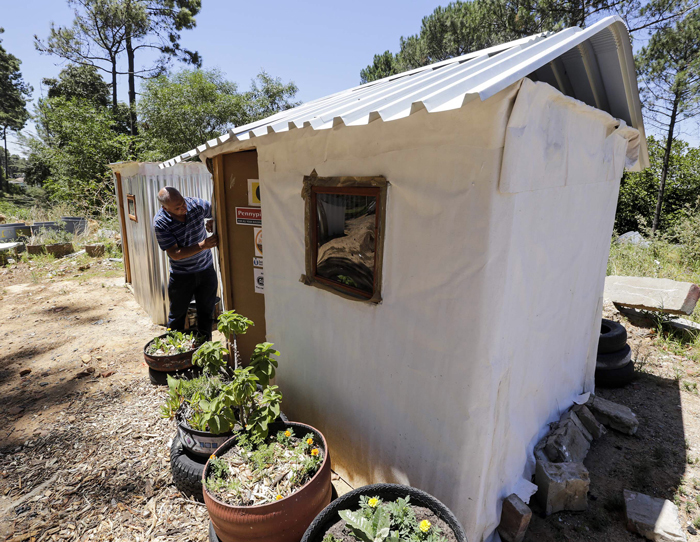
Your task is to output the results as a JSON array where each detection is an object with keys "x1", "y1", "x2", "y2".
[{"x1": 254, "y1": 268, "x2": 264, "y2": 294}]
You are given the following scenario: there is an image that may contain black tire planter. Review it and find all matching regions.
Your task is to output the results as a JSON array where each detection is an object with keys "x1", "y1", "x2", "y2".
[
  {"x1": 0, "y1": 223, "x2": 30, "y2": 241},
  {"x1": 148, "y1": 365, "x2": 202, "y2": 386},
  {"x1": 301, "y1": 483, "x2": 468, "y2": 542},
  {"x1": 61, "y1": 216, "x2": 88, "y2": 235},
  {"x1": 596, "y1": 344, "x2": 632, "y2": 371},
  {"x1": 143, "y1": 332, "x2": 205, "y2": 372},
  {"x1": 598, "y1": 319, "x2": 627, "y2": 354},
  {"x1": 595, "y1": 360, "x2": 635, "y2": 388},
  {"x1": 176, "y1": 407, "x2": 289, "y2": 459},
  {"x1": 178, "y1": 421, "x2": 234, "y2": 460},
  {"x1": 170, "y1": 434, "x2": 207, "y2": 501}
]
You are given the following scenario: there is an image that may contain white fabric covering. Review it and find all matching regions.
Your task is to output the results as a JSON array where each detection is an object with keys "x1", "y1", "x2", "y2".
[{"x1": 202, "y1": 79, "x2": 639, "y2": 541}]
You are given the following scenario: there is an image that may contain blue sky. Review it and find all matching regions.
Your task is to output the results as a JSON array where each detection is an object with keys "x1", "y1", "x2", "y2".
[
  {"x1": 3, "y1": 1, "x2": 698, "y2": 156},
  {"x1": 2, "y1": 0, "x2": 447, "y2": 155}
]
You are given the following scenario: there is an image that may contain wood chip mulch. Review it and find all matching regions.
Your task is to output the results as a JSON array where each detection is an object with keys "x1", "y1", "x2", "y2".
[{"x1": 0, "y1": 378, "x2": 209, "y2": 541}]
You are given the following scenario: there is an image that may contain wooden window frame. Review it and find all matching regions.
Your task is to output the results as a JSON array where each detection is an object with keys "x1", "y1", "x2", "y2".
[
  {"x1": 127, "y1": 194, "x2": 137, "y2": 222},
  {"x1": 301, "y1": 171, "x2": 388, "y2": 303}
]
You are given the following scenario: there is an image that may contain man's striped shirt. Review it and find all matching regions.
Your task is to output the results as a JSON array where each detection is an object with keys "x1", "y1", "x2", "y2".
[{"x1": 154, "y1": 197, "x2": 213, "y2": 274}]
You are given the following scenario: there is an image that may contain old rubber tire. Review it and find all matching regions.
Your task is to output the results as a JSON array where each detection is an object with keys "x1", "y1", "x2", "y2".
[
  {"x1": 596, "y1": 344, "x2": 632, "y2": 371},
  {"x1": 149, "y1": 366, "x2": 201, "y2": 386},
  {"x1": 170, "y1": 434, "x2": 206, "y2": 501},
  {"x1": 301, "y1": 483, "x2": 468, "y2": 542},
  {"x1": 595, "y1": 360, "x2": 635, "y2": 388},
  {"x1": 598, "y1": 319, "x2": 627, "y2": 354},
  {"x1": 209, "y1": 521, "x2": 219, "y2": 542}
]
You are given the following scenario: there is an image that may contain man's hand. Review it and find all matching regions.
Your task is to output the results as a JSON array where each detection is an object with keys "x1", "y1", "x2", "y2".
[
  {"x1": 200, "y1": 234, "x2": 218, "y2": 249},
  {"x1": 206, "y1": 219, "x2": 214, "y2": 233}
]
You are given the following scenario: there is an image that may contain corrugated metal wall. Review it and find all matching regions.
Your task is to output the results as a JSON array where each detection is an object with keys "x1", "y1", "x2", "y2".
[{"x1": 113, "y1": 162, "x2": 219, "y2": 325}]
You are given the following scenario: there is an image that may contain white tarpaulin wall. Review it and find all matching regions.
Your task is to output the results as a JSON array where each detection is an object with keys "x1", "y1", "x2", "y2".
[{"x1": 205, "y1": 79, "x2": 639, "y2": 542}]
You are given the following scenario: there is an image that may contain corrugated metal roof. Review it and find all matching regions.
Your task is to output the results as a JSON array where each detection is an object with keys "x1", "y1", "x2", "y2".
[{"x1": 160, "y1": 16, "x2": 647, "y2": 170}]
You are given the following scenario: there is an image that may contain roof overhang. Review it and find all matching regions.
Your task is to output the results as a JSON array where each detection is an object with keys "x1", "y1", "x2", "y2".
[{"x1": 159, "y1": 16, "x2": 647, "y2": 171}]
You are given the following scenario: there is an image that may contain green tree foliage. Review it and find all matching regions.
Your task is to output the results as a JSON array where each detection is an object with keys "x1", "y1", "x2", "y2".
[
  {"x1": 21, "y1": 66, "x2": 132, "y2": 211},
  {"x1": 138, "y1": 69, "x2": 300, "y2": 161},
  {"x1": 35, "y1": 0, "x2": 131, "y2": 109},
  {"x1": 359, "y1": 0, "x2": 699, "y2": 83},
  {"x1": 43, "y1": 64, "x2": 111, "y2": 107},
  {"x1": 138, "y1": 68, "x2": 245, "y2": 160},
  {"x1": 26, "y1": 97, "x2": 132, "y2": 213},
  {"x1": 0, "y1": 28, "x2": 32, "y2": 191},
  {"x1": 244, "y1": 71, "x2": 301, "y2": 123},
  {"x1": 36, "y1": 0, "x2": 202, "y2": 134},
  {"x1": 635, "y1": 9, "x2": 700, "y2": 233},
  {"x1": 616, "y1": 136, "x2": 700, "y2": 234}
]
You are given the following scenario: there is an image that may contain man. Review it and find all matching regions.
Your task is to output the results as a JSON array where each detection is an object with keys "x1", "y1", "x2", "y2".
[{"x1": 154, "y1": 186, "x2": 219, "y2": 340}]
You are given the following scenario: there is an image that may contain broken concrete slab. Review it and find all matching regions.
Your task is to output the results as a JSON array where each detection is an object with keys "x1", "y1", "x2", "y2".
[
  {"x1": 561, "y1": 410, "x2": 593, "y2": 442},
  {"x1": 624, "y1": 490, "x2": 686, "y2": 542},
  {"x1": 544, "y1": 418, "x2": 590, "y2": 462},
  {"x1": 587, "y1": 395, "x2": 639, "y2": 435},
  {"x1": 497, "y1": 494, "x2": 532, "y2": 542},
  {"x1": 535, "y1": 460, "x2": 589, "y2": 515},
  {"x1": 605, "y1": 275, "x2": 700, "y2": 316},
  {"x1": 572, "y1": 404, "x2": 607, "y2": 439}
]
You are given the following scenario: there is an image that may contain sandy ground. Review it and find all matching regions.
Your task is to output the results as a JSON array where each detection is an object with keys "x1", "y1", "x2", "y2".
[
  {"x1": 527, "y1": 302, "x2": 700, "y2": 541},
  {"x1": 1, "y1": 257, "x2": 699, "y2": 541},
  {"x1": 0, "y1": 257, "x2": 351, "y2": 542}
]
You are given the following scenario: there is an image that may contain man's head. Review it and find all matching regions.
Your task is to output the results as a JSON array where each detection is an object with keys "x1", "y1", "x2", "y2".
[{"x1": 158, "y1": 187, "x2": 187, "y2": 219}]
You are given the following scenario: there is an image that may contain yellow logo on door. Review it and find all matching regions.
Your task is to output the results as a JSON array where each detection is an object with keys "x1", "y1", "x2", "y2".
[{"x1": 249, "y1": 180, "x2": 261, "y2": 206}]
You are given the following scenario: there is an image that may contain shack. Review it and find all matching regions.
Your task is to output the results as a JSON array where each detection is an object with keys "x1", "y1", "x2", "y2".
[
  {"x1": 109, "y1": 161, "x2": 218, "y2": 325},
  {"x1": 159, "y1": 16, "x2": 646, "y2": 542}
]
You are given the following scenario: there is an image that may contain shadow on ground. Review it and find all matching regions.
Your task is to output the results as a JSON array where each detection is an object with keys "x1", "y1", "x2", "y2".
[{"x1": 527, "y1": 371, "x2": 686, "y2": 541}]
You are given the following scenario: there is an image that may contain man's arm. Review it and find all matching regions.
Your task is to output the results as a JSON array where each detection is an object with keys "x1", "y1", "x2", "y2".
[{"x1": 166, "y1": 235, "x2": 219, "y2": 261}]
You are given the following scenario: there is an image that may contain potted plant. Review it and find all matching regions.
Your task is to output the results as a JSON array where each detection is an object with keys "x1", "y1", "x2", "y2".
[
  {"x1": 144, "y1": 329, "x2": 206, "y2": 374},
  {"x1": 26, "y1": 231, "x2": 47, "y2": 255},
  {"x1": 43, "y1": 228, "x2": 74, "y2": 257},
  {"x1": 300, "y1": 484, "x2": 468, "y2": 542},
  {"x1": 203, "y1": 420, "x2": 332, "y2": 542}
]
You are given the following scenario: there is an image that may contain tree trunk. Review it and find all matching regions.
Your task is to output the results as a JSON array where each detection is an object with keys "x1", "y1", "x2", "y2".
[
  {"x1": 3, "y1": 127, "x2": 8, "y2": 192},
  {"x1": 111, "y1": 54, "x2": 118, "y2": 110},
  {"x1": 652, "y1": 92, "x2": 680, "y2": 234},
  {"x1": 126, "y1": 33, "x2": 137, "y2": 137}
]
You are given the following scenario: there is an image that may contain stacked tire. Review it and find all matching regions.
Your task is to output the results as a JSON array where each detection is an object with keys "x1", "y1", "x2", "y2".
[
  {"x1": 170, "y1": 434, "x2": 207, "y2": 501},
  {"x1": 596, "y1": 318, "x2": 634, "y2": 388}
]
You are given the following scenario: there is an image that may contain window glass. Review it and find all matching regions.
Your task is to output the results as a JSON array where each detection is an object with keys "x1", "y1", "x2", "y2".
[{"x1": 315, "y1": 192, "x2": 377, "y2": 296}]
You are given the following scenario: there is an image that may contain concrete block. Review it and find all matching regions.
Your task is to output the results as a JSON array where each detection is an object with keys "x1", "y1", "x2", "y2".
[
  {"x1": 572, "y1": 404, "x2": 607, "y2": 439},
  {"x1": 497, "y1": 494, "x2": 532, "y2": 542},
  {"x1": 535, "y1": 460, "x2": 589, "y2": 515},
  {"x1": 624, "y1": 490, "x2": 686, "y2": 542},
  {"x1": 587, "y1": 396, "x2": 639, "y2": 435},
  {"x1": 544, "y1": 418, "x2": 590, "y2": 462},
  {"x1": 605, "y1": 275, "x2": 700, "y2": 315},
  {"x1": 562, "y1": 410, "x2": 593, "y2": 442}
]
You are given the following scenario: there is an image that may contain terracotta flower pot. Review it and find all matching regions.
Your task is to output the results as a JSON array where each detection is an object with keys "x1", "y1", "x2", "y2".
[
  {"x1": 204, "y1": 421, "x2": 332, "y2": 542},
  {"x1": 46, "y1": 243, "x2": 74, "y2": 257},
  {"x1": 143, "y1": 332, "x2": 204, "y2": 372},
  {"x1": 85, "y1": 244, "x2": 105, "y2": 257}
]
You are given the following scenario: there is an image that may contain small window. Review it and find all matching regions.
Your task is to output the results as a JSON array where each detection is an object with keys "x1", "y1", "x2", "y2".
[
  {"x1": 302, "y1": 171, "x2": 388, "y2": 302},
  {"x1": 127, "y1": 194, "x2": 137, "y2": 222}
]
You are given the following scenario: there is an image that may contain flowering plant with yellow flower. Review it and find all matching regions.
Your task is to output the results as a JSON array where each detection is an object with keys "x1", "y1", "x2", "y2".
[{"x1": 334, "y1": 495, "x2": 449, "y2": 542}]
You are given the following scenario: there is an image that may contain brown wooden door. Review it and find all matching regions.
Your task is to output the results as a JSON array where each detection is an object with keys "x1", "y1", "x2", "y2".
[
  {"x1": 216, "y1": 150, "x2": 266, "y2": 364},
  {"x1": 114, "y1": 172, "x2": 132, "y2": 284}
]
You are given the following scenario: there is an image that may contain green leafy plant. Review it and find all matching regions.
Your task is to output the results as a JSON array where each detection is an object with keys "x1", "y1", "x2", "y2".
[
  {"x1": 204, "y1": 428, "x2": 324, "y2": 506},
  {"x1": 147, "y1": 330, "x2": 203, "y2": 356},
  {"x1": 162, "y1": 311, "x2": 283, "y2": 440},
  {"x1": 217, "y1": 310, "x2": 254, "y2": 338},
  {"x1": 249, "y1": 342, "x2": 279, "y2": 388},
  {"x1": 193, "y1": 340, "x2": 229, "y2": 372},
  {"x1": 337, "y1": 496, "x2": 448, "y2": 542},
  {"x1": 339, "y1": 506, "x2": 395, "y2": 542}
]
